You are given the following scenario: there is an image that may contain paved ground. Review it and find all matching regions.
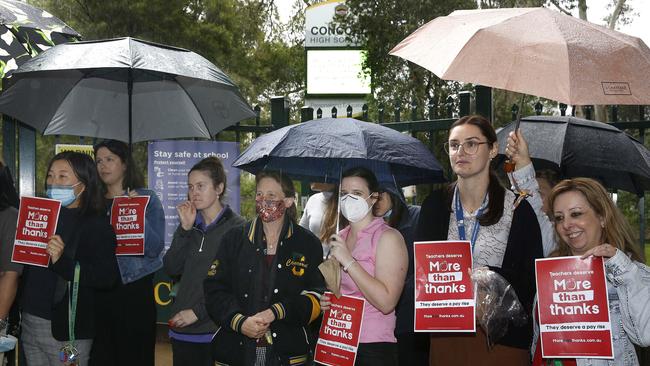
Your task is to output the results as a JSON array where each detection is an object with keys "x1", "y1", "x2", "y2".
[{"x1": 155, "y1": 324, "x2": 172, "y2": 366}]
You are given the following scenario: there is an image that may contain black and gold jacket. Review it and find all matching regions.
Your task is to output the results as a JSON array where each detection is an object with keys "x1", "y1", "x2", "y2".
[{"x1": 204, "y1": 216, "x2": 325, "y2": 366}]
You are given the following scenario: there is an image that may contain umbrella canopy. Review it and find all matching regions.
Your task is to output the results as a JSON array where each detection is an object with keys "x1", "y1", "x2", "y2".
[
  {"x1": 0, "y1": 0, "x2": 80, "y2": 78},
  {"x1": 233, "y1": 117, "x2": 445, "y2": 186},
  {"x1": 389, "y1": 7, "x2": 650, "y2": 105},
  {"x1": 496, "y1": 115, "x2": 650, "y2": 195},
  {"x1": 0, "y1": 37, "x2": 255, "y2": 143}
]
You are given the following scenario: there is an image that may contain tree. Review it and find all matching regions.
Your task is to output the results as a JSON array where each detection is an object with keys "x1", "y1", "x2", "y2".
[{"x1": 25, "y1": 0, "x2": 306, "y2": 210}]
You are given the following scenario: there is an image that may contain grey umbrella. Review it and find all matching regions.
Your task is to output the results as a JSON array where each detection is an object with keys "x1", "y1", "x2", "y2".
[
  {"x1": 496, "y1": 115, "x2": 650, "y2": 195},
  {"x1": 0, "y1": 37, "x2": 255, "y2": 143}
]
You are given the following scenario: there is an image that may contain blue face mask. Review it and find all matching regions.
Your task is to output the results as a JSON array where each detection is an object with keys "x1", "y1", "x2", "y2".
[{"x1": 46, "y1": 182, "x2": 82, "y2": 207}]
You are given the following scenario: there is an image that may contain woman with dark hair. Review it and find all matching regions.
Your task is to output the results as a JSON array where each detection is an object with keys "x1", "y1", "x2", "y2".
[
  {"x1": 372, "y1": 187, "x2": 426, "y2": 365},
  {"x1": 204, "y1": 170, "x2": 324, "y2": 366},
  {"x1": 90, "y1": 139, "x2": 165, "y2": 366},
  {"x1": 320, "y1": 167, "x2": 408, "y2": 366},
  {"x1": 417, "y1": 115, "x2": 543, "y2": 365},
  {"x1": 531, "y1": 178, "x2": 650, "y2": 365},
  {"x1": 163, "y1": 157, "x2": 245, "y2": 365},
  {"x1": 20, "y1": 151, "x2": 118, "y2": 366},
  {"x1": 0, "y1": 158, "x2": 20, "y2": 365}
]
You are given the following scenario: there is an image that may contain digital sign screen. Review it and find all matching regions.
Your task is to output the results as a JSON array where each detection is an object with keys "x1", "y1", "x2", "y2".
[{"x1": 307, "y1": 49, "x2": 371, "y2": 95}]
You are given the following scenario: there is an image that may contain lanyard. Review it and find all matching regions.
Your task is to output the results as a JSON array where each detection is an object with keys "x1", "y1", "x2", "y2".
[
  {"x1": 454, "y1": 186, "x2": 487, "y2": 252},
  {"x1": 68, "y1": 263, "x2": 80, "y2": 343}
]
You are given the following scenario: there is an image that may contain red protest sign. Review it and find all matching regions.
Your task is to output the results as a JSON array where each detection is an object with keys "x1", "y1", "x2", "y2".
[
  {"x1": 110, "y1": 195, "x2": 150, "y2": 255},
  {"x1": 12, "y1": 196, "x2": 61, "y2": 267},
  {"x1": 314, "y1": 293, "x2": 365, "y2": 366},
  {"x1": 414, "y1": 240, "x2": 475, "y2": 332},
  {"x1": 535, "y1": 256, "x2": 613, "y2": 359}
]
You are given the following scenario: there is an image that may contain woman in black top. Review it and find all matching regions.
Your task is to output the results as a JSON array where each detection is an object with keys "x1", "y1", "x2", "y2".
[
  {"x1": 20, "y1": 152, "x2": 118, "y2": 366},
  {"x1": 417, "y1": 115, "x2": 543, "y2": 366},
  {"x1": 204, "y1": 170, "x2": 325, "y2": 366}
]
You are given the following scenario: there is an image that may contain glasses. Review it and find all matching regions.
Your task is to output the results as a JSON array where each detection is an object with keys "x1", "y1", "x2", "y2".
[{"x1": 444, "y1": 140, "x2": 489, "y2": 155}]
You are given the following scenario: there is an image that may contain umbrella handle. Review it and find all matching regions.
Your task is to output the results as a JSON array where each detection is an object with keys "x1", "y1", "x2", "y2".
[{"x1": 504, "y1": 94, "x2": 526, "y2": 173}]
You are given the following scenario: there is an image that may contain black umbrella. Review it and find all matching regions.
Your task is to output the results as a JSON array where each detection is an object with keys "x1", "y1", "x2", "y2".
[
  {"x1": 233, "y1": 117, "x2": 445, "y2": 186},
  {"x1": 0, "y1": 37, "x2": 255, "y2": 143},
  {"x1": 0, "y1": 0, "x2": 80, "y2": 79},
  {"x1": 496, "y1": 115, "x2": 650, "y2": 195}
]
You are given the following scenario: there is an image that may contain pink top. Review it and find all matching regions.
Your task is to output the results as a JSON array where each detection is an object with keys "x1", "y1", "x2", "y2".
[{"x1": 339, "y1": 217, "x2": 396, "y2": 343}]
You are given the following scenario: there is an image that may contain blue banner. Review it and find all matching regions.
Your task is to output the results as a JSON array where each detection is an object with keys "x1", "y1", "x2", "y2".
[{"x1": 147, "y1": 140, "x2": 240, "y2": 250}]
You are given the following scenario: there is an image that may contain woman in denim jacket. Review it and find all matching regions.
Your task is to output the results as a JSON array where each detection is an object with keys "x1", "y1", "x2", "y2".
[
  {"x1": 90, "y1": 140, "x2": 165, "y2": 366},
  {"x1": 531, "y1": 178, "x2": 650, "y2": 365}
]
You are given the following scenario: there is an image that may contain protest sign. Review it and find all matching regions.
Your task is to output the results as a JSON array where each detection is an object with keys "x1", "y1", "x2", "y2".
[
  {"x1": 314, "y1": 294, "x2": 365, "y2": 366},
  {"x1": 535, "y1": 256, "x2": 613, "y2": 359},
  {"x1": 12, "y1": 197, "x2": 61, "y2": 267},
  {"x1": 414, "y1": 240, "x2": 475, "y2": 332},
  {"x1": 110, "y1": 195, "x2": 150, "y2": 255}
]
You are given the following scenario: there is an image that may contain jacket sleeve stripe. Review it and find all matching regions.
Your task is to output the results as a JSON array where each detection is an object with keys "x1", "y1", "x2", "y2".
[{"x1": 305, "y1": 293, "x2": 321, "y2": 323}]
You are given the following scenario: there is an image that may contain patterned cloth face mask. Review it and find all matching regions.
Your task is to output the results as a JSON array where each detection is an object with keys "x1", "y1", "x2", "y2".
[{"x1": 255, "y1": 198, "x2": 286, "y2": 223}]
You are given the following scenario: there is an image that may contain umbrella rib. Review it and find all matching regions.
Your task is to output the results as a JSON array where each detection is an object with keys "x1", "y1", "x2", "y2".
[
  {"x1": 41, "y1": 73, "x2": 87, "y2": 135},
  {"x1": 174, "y1": 77, "x2": 215, "y2": 139}
]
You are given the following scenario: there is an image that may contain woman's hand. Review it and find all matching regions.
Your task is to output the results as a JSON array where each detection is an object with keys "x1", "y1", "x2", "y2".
[
  {"x1": 328, "y1": 234, "x2": 354, "y2": 266},
  {"x1": 241, "y1": 316, "x2": 269, "y2": 339},
  {"x1": 505, "y1": 129, "x2": 532, "y2": 170},
  {"x1": 320, "y1": 293, "x2": 331, "y2": 312},
  {"x1": 47, "y1": 235, "x2": 65, "y2": 264},
  {"x1": 176, "y1": 200, "x2": 196, "y2": 231},
  {"x1": 254, "y1": 309, "x2": 276, "y2": 324},
  {"x1": 168, "y1": 309, "x2": 198, "y2": 328},
  {"x1": 581, "y1": 243, "x2": 618, "y2": 259},
  {"x1": 127, "y1": 188, "x2": 139, "y2": 198}
]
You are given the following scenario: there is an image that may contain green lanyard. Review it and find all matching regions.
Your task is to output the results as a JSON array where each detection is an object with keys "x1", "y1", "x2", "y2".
[{"x1": 67, "y1": 263, "x2": 80, "y2": 343}]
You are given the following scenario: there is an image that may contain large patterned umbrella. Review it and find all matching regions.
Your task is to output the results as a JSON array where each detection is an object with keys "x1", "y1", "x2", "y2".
[{"x1": 0, "y1": 0, "x2": 80, "y2": 79}]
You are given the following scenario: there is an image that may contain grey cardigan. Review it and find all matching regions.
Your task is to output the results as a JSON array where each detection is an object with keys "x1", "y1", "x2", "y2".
[{"x1": 163, "y1": 206, "x2": 245, "y2": 334}]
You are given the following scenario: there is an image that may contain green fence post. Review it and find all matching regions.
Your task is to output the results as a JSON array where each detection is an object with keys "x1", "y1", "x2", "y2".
[
  {"x1": 18, "y1": 122, "x2": 36, "y2": 196},
  {"x1": 2, "y1": 116, "x2": 16, "y2": 181},
  {"x1": 271, "y1": 96, "x2": 289, "y2": 130},
  {"x1": 459, "y1": 91, "x2": 471, "y2": 117},
  {"x1": 475, "y1": 85, "x2": 493, "y2": 122}
]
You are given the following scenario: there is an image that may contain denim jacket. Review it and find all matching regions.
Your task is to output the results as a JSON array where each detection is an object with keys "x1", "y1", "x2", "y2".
[
  {"x1": 110, "y1": 188, "x2": 165, "y2": 284},
  {"x1": 532, "y1": 250, "x2": 650, "y2": 365}
]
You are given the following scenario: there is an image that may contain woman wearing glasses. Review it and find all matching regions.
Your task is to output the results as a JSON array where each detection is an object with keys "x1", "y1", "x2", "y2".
[{"x1": 417, "y1": 115, "x2": 543, "y2": 365}]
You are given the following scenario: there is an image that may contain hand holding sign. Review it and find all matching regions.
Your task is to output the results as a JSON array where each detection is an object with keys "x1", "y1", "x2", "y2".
[
  {"x1": 47, "y1": 235, "x2": 65, "y2": 264},
  {"x1": 580, "y1": 244, "x2": 618, "y2": 259},
  {"x1": 176, "y1": 201, "x2": 196, "y2": 231},
  {"x1": 320, "y1": 293, "x2": 332, "y2": 312}
]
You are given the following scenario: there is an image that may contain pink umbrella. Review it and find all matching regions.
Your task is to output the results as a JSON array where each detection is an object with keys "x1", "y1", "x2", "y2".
[{"x1": 389, "y1": 7, "x2": 650, "y2": 105}]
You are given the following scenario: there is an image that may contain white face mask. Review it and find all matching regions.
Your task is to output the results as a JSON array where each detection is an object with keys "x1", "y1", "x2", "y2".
[{"x1": 340, "y1": 193, "x2": 372, "y2": 223}]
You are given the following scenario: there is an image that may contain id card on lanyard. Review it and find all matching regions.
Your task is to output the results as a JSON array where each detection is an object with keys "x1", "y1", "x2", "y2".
[{"x1": 453, "y1": 186, "x2": 487, "y2": 252}]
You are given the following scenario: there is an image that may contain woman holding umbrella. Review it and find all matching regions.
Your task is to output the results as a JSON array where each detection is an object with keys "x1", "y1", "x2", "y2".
[
  {"x1": 416, "y1": 115, "x2": 543, "y2": 365},
  {"x1": 320, "y1": 167, "x2": 408, "y2": 366},
  {"x1": 90, "y1": 140, "x2": 165, "y2": 366},
  {"x1": 204, "y1": 170, "x2": 325, "y2": 366}
]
